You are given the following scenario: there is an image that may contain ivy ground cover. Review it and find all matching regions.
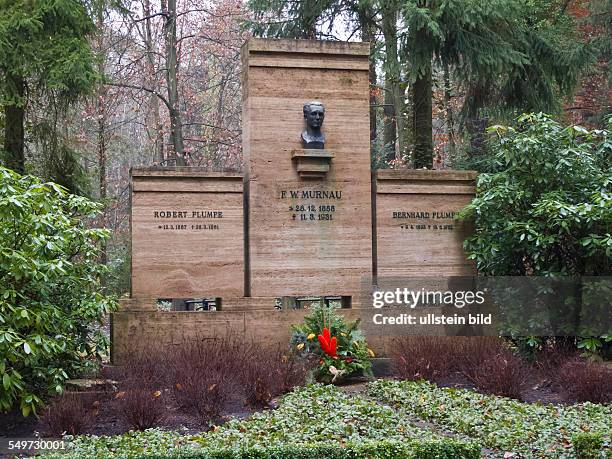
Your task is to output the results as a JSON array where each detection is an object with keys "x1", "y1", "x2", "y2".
[
  {"x1": 36, "y1": 384, "x2": 478, "y2": 458},
  {"x1": 367, "y1": 380, "x2": 611, "y2": 458},
  {"x1": 35, "y1": 381, "x2": 610, "y2": 458}
]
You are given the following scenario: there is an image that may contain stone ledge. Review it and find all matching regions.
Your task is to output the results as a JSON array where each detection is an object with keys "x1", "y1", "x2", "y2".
[
  {"x1": 244, "y1": 38, "x2": 370, "y2": 56},
  {"x1": 292, "y1": 149, "x2": 334, "y2": 179},
  {"x1": 131, "y1": 167, "x2": 243, "y2": 178},
  {"x1": 376, "y1": 169, "x2": 477, "y2": 181}
]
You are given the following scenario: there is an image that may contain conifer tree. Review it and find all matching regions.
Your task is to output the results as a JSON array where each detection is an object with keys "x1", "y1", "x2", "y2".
[
  {"x1": 403, "y1": 0, "x2": 590, "y2": 167},
  {"x1": 0, "y1": 0, "x2": 97, "y2": 174},
  {"x1": 247, "y1": 0, "x2": 336, "y2": 38},
  {"x1": 245, "y1": 0, "x2": 590, "y2": 168}
]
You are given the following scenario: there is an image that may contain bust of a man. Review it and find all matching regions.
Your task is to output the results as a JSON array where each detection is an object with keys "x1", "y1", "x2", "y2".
[{"x1": 301, "y1": 101, "x2": 325, "y2": 149}]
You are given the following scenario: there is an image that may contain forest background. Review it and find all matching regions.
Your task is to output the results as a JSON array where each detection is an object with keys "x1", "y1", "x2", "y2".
[{"x1": 0, "y1": 0, "x2": 609, "y2": 292}]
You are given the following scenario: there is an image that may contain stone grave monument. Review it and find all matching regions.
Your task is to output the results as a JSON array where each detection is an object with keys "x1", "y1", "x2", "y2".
[{"x1": 111, "y1": 39, "x2": 476, "y2": 363}]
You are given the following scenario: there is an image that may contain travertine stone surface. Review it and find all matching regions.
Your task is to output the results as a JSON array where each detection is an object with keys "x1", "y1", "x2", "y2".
[
  {"x1": 113, "y1": 40, "x2": 480, "y2": 365},
  {"x1": 242, "y1": 39, "x2": 373, "y2": 297},
  {"x1": 375, "y1": 169, "x2": 477, "y2": 277},
  {"x1": 130, "y1": 168, "x2": 244, "y2": 298},
  {"x1": 111, "y1": 306, "x2": 390, "y2": 365}
]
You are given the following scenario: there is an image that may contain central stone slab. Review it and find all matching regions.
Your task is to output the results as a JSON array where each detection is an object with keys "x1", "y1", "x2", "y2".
[{"x1": 242, "y1": 39, "x2": 372, "y2": 298}]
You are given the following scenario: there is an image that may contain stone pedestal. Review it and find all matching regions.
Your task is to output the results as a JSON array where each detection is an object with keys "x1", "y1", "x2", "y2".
[
  {"x1": 130, "y1": 168, "x2": 244, "y2": 299},
  {"x1": 291, "y1": 149, "x2": 334, "y2": 178},
  {"x1": 375, "y1": 169, "x2": 477, "y2": 277},
  {"x1": 242, "y1": 39, "x2": 373, "y2": 298}
]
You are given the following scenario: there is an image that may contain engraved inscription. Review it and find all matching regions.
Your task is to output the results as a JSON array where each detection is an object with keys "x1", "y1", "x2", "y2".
[
  {"x1": 152, "y1": 209, "x2": 224, "y2": 231},
  {"x1": 392, "y1": 210, "x2": 457, "y2": 231},
  {"x1": 153, "y1": 210, "x2": 223, "y2": 219},
  {"x1": 279, "y1": 188, "x2": 342, "y2": 222}
]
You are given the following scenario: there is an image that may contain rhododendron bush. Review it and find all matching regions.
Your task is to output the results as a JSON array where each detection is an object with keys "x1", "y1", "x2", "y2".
[
  {"x1": 290, "y1": 305, "x2": 372, "y2": 383},
  {"x1": 0, "y1": 168, "x2": 114, "y2": 416}
]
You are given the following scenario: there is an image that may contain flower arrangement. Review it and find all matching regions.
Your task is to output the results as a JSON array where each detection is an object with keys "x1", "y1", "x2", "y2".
[{"x1": 290, "y1": 304, "x2": 373, "y2": 384}]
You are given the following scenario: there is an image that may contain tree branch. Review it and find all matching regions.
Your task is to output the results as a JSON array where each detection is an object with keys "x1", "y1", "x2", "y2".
[
  {"x1": 105, "y1": 82, "x2": 172, "y2": 111},
  {"x1": 134, "y1": 12, "x2": 169, "y2": 23}
]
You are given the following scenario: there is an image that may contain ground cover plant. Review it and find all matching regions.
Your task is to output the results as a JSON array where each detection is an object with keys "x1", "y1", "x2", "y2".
[
  {"x1": 367, "y1": 379, "x2": 611, "y2": 458},
  {"x1": 36, "y1": 384, "x2": 480, "y2": 458},
  {"x1": 36, "y1": 432, "x2": 480, "y2": 459},
  {"x1": 193, "y1": 384, "x2": 447, "y2": 447},
  {"x1": 35, "y1": 380, "x2": 611, "y2": 458},
  {"x1": 572, "y1": 432, "x2": 607, "y2": 459},
  {"x1": 0, "y1": 168, "x2": 114, "y2": 416}
]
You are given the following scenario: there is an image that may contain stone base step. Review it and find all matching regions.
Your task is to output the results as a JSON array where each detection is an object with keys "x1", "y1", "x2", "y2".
[
  {"x1": 371, "y1": 358, "x2": 394, "y2": 377},
  {"x1": 65, "y1": 378, "x2": 118, "y2": 392}
]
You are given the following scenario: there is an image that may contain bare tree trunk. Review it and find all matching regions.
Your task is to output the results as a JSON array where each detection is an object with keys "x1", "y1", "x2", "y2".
[
  {"x1": 381, "y1": 0, "x2": 404, "y2": 162},
  {"x1": 369, "y1": 58, "x2": 377, "y2": 145},
  {"x1": 370, "y1": 62, "x2": 378, "y2": 143},
  {"x1": 443, "y1": 62, "x2": 456, "y2": 161},
  {"x1": 96, "y1": 109, "x2": 108, "y2": 265},
  {"x1": 383, "y1": 79, "x2": 396, "y2": 161},
  {"x1": 216, "y1": 74, "x2": 226, "y2": 128},
  {"x1": 356, "y1": 3, "x2": 377, "y2": 146},
  {"x1": 97, "y1": 105, "x2": 107, "y2": 203},
  {"x1": 162, "y1": 0, "x2": 186, "y2": 166},
  {"x1": 464, "y1": 79, "x2": 490, "y2": 157},
  {"x1": 306, "y1": 22, "x2": 316, "y2": 39},
  {"x1": 4, "y1": 76, "x2": 25, "y2": 174},
  {"x1": 412, "y1": 26, "x2": 433, "y2": 169},
  {"x1": 212, "y1": 72, "x2": 226, "y2": 169},
  {"x1": 393, "y1": 70, "x2": 405, "y2": 159},
  {"x1": 95, "y1": 8, "x2": 108, "y2": 264},
  {"x1": 143, "y1": 0, "x2": 164, "y2": 164}
]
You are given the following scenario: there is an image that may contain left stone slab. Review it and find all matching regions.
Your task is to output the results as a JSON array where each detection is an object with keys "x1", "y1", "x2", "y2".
[{"x1": 130, "y1": 167, "x2": 244, "y2": 299}]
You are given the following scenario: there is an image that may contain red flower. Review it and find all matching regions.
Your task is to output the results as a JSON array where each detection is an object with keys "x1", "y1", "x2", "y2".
[{"x1": 318, "y1": 327, "x2": 338, "y2": 358}]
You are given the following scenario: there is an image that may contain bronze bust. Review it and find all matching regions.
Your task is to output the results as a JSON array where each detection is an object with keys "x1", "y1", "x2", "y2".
[{"x1": 301, "y1": 101, "x2": 325, "y2": 149}]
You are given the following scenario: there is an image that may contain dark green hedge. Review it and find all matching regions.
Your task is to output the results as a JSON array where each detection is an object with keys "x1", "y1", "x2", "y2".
[
  {"x1": 572, "y1": 432, "x2": 606, "y2": 459},
  {"x1": 144, "y1": 439, "x2": 481, "y2": 459}
]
